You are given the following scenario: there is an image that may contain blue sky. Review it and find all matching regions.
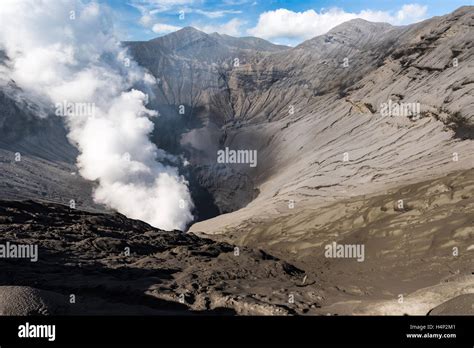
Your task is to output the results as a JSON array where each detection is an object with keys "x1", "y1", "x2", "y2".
[{"x1": 104, "y1": 0, "x2": 473, "y2": 45}]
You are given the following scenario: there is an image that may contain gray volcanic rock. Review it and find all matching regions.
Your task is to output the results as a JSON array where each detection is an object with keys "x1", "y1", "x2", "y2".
[
  {"x1": 0, "y1": 286, "x2": 68, "y2": 315},
  {"x1": 194, "y1": 169, "x2": 474, "y2": 315},
  {"x1": 0, "y1": 148, "x2": 102, "y2": 212},
  {"x1": 428, "y1": 294, "x2": 474, "y2": 315},
  {"x1": 0, "y1": 285, "x2": 169, "y2": 315},
  {"x1": 132, "y1": 27, "x2": 287, "y2": 63},
  {"x1": 190, "y1": 7, "x2": 474, "y2": 234},
  {"x1": 0, "y1": 200, "x2": 321, "y2": 315},
  {"x1": 125, "y1": 27, "x2": 288, "y2": 125},
  {"x1": 0, "y1": 82, "x2": 101, "y2": 212},
  {"x1": 0, "y1": 87, "x2": 76, "y2": 162},
  {"x1": 190, "y1": 163, "x2": 259, "y2": 214},
  {"x1": 0, "y1": 52, "x2": 99, "y2": 209},
  {"x1": 123, "y1": 29, "x2": 289, "y2": 217},
  {"x1": 222, "y1": 19, "x2": 405, "y2": 124}
]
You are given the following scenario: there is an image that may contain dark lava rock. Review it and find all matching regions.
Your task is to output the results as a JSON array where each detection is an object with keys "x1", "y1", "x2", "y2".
[
  {"x1": 428, "y1": 294, "x2": 474, "y2": 315},
  {"x1": 0, "y1": 200, "x2": 321, "y2": 315}
]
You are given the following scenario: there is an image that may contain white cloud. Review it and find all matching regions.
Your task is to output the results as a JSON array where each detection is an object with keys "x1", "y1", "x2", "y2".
[
  {"x1": 396, "y1": 4, "x2": 428, "y2": 22},
  {"x1": 152, "y1": 23, "x2": 182, "y2": 34},
  {"x1": 132, "y1": 0, "x2": 196, "y2": 30},
  {"x1": 196, "y1": 18, "x2": 246, "y2": 36},
  {"x1": 132, "y1": 0, "x2": 198, "y2": 14},
  {"x1": 222, "y1": 0, "x2": 252, "y2": 4},
  {"x1": 133, "y1": 0, "x2": 244, "y2": 36},
  {"x1": 139, "y1": 14, "x2": 154, "y2": 27},
  {"x1": 0, "y1": 0, "x2": 194, "y2": 231},
  {"x1": 248, "y1": 4, "x2": 428, "y2": 43},
  {"x1": 193, "y1": 9, "x2": 242, "y2": 19}
]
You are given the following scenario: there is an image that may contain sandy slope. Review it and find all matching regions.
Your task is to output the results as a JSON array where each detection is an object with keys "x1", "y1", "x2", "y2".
[{"x1": 193, "y1": 169, "x2": 474, "y2": 314}]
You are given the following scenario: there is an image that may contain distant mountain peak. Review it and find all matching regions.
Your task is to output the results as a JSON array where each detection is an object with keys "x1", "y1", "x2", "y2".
[
  {"x1": 157, "y1": 26, "x2": 208, "y2": 42},
  {"x1": 328, "y1": 18, "x2": 394, "y2": 34},
  {"x1": 297, "y1": 18, "x2": 397, "y2": 49},
  {"x1": 176, "y1": 26, "x2": 206, "y2": 35}
]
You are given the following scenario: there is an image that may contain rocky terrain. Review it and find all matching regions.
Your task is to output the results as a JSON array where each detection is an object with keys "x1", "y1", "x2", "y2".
[
  {"x1": 0, "y1": 85, "x2": 102, "y2": 212},
  {"x1": 0, "y1": 6, "x2": 473, "y2": 315},
  {"x1": 0, "y1": 194, "x2": 470, "y2": 316},
  {"x1": 0, "y1": 200, "x2": 322, "y2": 315}
]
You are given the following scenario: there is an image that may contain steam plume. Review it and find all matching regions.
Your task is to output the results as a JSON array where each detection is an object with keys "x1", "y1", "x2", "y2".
[{"x1": 0, "y1": 0, "x2": 194, "y2": 231}]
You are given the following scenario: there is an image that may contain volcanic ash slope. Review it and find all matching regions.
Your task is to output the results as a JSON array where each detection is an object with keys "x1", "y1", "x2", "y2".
[{"x1": 189, "y1": 7, "x2": 474, "y2": 314}]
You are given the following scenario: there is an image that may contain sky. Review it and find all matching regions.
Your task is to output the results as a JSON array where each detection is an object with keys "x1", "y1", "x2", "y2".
[{"x1": 104, "y1": 0, "x2": 471, "y2": 45}]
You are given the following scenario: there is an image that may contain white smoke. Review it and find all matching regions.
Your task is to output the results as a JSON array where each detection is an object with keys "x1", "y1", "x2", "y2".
[{"x1": 0, "y1": 0, "x2": 194, "y2": 231}]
